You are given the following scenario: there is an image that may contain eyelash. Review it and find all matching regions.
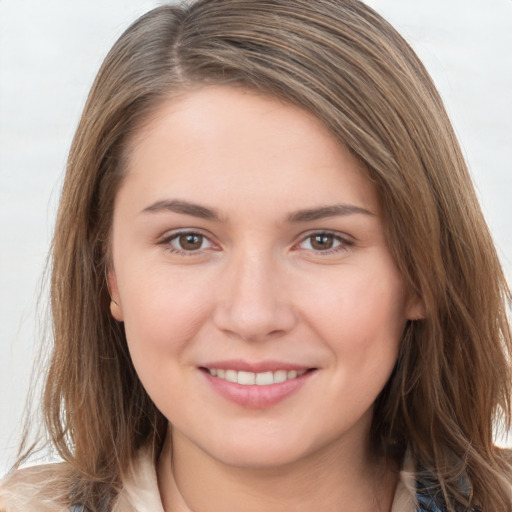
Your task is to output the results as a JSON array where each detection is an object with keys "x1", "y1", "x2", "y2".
[
  {"x1": 295, "y1": 231, "x2": 354, "y2": 255},
  {"x1": 159, "y1": 230, "x2": 353, "y2": 256},
  {"x1": 159, "y1": 230, "x2": 217, "y2": 256}
]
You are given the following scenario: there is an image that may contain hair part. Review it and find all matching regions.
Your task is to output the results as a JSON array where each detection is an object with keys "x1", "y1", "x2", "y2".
[{"x1": 15, "y1": 1, "x2": 512, "y2": 510}]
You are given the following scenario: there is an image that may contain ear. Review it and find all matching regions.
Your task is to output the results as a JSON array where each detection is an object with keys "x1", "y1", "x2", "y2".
[
  {"x1": 107, "y1": 267, "x2": 124, "y2": 322},
  {"x1": 405, "y1": 291, "x2": 426, "y2": 321}
]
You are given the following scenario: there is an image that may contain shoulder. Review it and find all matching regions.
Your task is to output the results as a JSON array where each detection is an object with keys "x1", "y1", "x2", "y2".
[
  {"x1": 0, "y1": 446, "x2": 160, "y2": 512},
  {"x1": 0, "y1": 462, "x2": 71, "y2": 512}
]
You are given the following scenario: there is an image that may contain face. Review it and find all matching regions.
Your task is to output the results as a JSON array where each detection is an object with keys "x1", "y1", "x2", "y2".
[{"x1": 109, "y1": 86, "x2": 421, "y2": 469}]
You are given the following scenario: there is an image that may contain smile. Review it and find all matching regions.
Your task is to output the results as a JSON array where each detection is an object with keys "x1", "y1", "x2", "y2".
[
  {"x1": 206, "y1": 368, "x2": 308, "y2": 386},
  {"x1": 202, "y1": 365, "x2": 315, "y2": 408}
]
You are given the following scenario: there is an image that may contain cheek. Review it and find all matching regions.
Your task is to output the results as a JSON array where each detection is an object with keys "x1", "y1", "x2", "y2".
[
  {"x1": 118, "y1": 265, "x2": 214, "y2": 362},
  {"x1": 119, "y1": 271, "x2": 214, "y2": 415},
  {"x1": 298, "y1": 263, "x2": 407, "y2": 360}
]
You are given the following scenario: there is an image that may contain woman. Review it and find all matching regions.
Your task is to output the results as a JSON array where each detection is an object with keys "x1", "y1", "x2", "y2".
[{"x1": 1, "y1": 0, "x2": 511, "y2": 511}]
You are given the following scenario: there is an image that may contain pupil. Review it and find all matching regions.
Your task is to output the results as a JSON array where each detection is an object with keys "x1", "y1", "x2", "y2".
[
  {"x1": 179, "y1": 234, "x2": 202, "y2": 250},
  {"x1": 312, "y1": 234, "x2": 333, "y2": 250}
]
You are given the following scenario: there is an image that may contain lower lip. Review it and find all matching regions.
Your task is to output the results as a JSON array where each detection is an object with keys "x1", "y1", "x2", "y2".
[{"x1": 201, "y1": 369, "x2": 315, "y2": 409}]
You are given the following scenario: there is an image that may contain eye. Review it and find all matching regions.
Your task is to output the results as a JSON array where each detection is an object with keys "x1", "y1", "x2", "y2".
[
  {"x1": 297, "y1": 232, "x2": 350, "y2": 253},
  {"x1": 162, "y1": 231, "x2": 216, "y2": 254}
]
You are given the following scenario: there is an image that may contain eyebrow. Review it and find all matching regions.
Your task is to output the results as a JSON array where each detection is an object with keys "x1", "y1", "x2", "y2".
[
  {"x1": 141, "y1": 199, "x2": 374, "y2": 222},
  {"x1": 287, "y1": 204, "x2": 375, "y2": 222},
  {"x1": 141, "y1": 199, "x2": 222, "y2": 220}
]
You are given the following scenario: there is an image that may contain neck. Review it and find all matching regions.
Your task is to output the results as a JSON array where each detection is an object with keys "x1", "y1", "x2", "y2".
[{"x1": 157, "y1": 426, "x2": 398, "y2": 512}]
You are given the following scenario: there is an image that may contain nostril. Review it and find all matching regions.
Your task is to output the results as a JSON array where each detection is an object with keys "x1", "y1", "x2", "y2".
[{"x1": 212, "y1": 301, "x2": 297, "y2": 343}]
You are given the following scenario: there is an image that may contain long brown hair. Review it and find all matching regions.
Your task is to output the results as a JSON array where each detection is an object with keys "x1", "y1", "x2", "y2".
[{"x1": 16, "y1": 0, "x2": 512, "y2": 510}]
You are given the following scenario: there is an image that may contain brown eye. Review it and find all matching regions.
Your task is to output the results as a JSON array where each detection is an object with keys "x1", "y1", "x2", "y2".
[
  {"x1": 165, "y1": 231, "x2": 214, "y2": 254},
  {"x1": 164, "y1": 231, "x2": 216, "y2": 255},
  {"x1": 310, "y1": 234, "x2": 334, "y2": 250},
  {"x1": 297, "y1": 232, "x2": 347, "y2": 253},
  {"x1": 177, "y1": 233, "x2": 204, "y2": 251}
]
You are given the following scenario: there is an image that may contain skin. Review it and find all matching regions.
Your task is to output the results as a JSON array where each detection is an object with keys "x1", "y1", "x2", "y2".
[{"x1": 108, "y1": 86, "x2": 423, "y2": 512}]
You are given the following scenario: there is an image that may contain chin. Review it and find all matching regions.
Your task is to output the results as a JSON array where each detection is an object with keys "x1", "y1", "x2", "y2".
[
  {"x1": 193, "y1": 426, "x2": 326, "y2": 470},
  {"x1": 211, "y1": 443, "x2": 309, "y2": 470}
]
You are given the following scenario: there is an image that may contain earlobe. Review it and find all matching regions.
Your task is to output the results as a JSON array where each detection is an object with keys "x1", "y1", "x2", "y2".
[
  {"x1": 110, "y1": 299, "x2": 124, "y2": 322},
  {"x1": 107, "y1": 267, "x2": 124, "y2": 322}
]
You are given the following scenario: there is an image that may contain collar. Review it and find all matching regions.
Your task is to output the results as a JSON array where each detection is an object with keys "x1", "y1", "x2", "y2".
[{"x1": 114, "y1": 444, "x2": 418, "y2": 512}]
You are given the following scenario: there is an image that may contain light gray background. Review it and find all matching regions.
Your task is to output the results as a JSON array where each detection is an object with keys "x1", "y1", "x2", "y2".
[{"x1": 1, "y1": 1, "x2": 511, "y2": 471}]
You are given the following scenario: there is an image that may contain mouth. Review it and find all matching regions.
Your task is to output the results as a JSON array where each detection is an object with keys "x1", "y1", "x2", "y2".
[
  {"x1": 198, "y1": 359, "x2": 320, "y2": 409},
  {"x1": 199, "y1": 363, "x2": 317, "y2": 408},
  {"x1": 202, "y1": 368, "x2": 310, "y2": 386}
]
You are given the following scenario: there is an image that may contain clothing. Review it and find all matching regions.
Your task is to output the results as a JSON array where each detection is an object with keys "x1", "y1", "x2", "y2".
[{"x1": 0, "y1": 449, "x2": 424, "y2": 512}]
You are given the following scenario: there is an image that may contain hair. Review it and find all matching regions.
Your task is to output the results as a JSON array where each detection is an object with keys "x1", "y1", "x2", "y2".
[{"x1": 11, "y1": 0, "x2": 512, "y2": 510}]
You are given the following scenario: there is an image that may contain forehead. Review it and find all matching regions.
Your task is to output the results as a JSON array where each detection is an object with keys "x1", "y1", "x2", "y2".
[{"x1": 120, "y1": 86, "x2": 379, "y2": 219}]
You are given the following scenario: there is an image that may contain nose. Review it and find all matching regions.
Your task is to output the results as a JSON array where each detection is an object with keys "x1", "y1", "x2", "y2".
[{"x1": 212, "y1": 252, "x2": 297, "y2": 342}]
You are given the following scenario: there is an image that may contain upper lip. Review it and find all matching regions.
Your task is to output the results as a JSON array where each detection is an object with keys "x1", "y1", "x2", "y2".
[{"x1": 200, "y1": 359, "x2": 313, "y2": 373}]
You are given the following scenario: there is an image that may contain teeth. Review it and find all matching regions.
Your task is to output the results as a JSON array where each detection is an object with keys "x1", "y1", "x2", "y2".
[
  {"x1": 207, "y1": 368, "x2": 307, "y2": 385},
  {"x1": 238, "y1": 371, "x2": 255, "y2": 385},
  {"x1": 273, "y1": 370, "x2": 287, "y2": 383},
  {"x1": 255, "y1": 371, "x2": 273, "y2": 385},
  {"x1": 225, "y1": 369, "x2": 237, "y2": 383}
]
